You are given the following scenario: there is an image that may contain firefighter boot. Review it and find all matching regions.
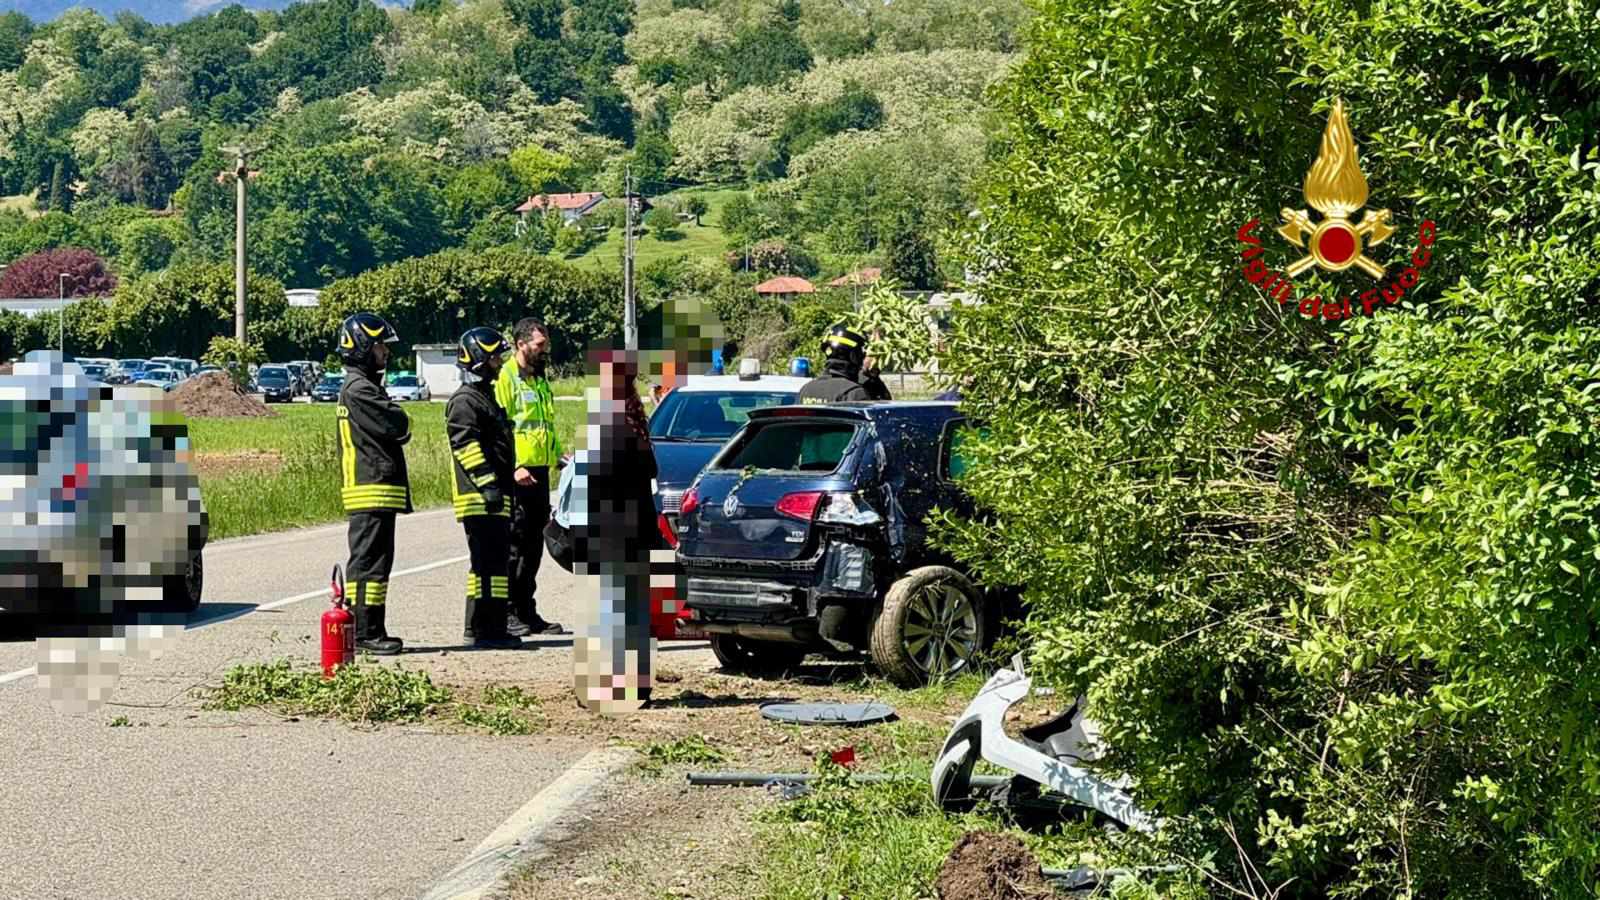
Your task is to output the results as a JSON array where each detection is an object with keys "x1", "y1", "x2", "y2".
[{"x1": 356, "y1": 604, "x2": 402, "y2": 655}]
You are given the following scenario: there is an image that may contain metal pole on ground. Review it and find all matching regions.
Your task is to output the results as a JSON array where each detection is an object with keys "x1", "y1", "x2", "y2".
[{"x1": 623, "y1": 166, "x2": 637, "y2": 351}]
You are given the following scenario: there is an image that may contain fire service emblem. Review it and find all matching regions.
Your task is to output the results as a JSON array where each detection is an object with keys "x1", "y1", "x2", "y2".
[{"x1": 1235, "y1": 99, "x2": 1438, "y2": 322}]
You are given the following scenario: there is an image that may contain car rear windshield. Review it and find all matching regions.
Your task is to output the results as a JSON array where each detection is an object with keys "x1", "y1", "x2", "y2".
[
  {"x1": 258, "y1": 368, "x2": 288, "y2": 382},
  {"x1": 650, "y1": 391, "x2": 793, "y2": 441},
  {"x1": 392, "y1": 376, "x2": 417, "y2": 386},
  {"x1": 717, "y1": 420, "x2": 858, "y2": 473}
]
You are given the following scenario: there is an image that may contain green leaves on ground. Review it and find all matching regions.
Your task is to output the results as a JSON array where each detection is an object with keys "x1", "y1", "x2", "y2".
[
  {"x1": 634, "y1": 734, "x2": 726, "y2": 777},
  {"x1": 205, "y1": 657, "x2": 451, "y2": 724}
]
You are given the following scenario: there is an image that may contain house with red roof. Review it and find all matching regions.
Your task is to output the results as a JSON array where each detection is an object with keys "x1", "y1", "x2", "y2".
[
  {"x1": 827, "y1": 267, "x2": 882, "y2": 288},
  {"x1": 754, "y1": 276, "x2": 817, "y2": 302},
  {"x1": 516, "y1": 192, "x2": 607, "y2": 225}
]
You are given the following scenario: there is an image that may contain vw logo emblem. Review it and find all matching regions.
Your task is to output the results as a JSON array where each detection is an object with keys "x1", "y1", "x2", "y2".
[{"x1": 722, "y1": 492, "x2": 740, "y2": 518}]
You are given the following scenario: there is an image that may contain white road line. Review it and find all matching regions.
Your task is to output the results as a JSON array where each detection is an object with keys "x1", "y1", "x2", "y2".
[
  {"x1": 0, "y1": 552, "x2": 471, "y2": 685},
  {"x1": 419, "y1": 748, "x2": 636, "y2": 900}
]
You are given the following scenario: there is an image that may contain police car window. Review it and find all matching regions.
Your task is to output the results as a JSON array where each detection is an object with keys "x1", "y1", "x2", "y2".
[
  {"x1": 722, "y1": 421, "x2": 856, "y2": 472},
  {"x1": 651, "y1": 391, "x2": 792, "y2": 440}
]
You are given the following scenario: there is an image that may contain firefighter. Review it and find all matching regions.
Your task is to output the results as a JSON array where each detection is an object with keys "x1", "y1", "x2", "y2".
[
  {"x1": 797, "y1": 324, "x2": 894, "y2": 404},
  {"x1": 448, "y1": 326, "x2": 524, "y2": 650},
  {"x1": 494, "y1": 317, "x2": 568, "y2": 637},
  {"x1": 335, "y1": 312, "x2": 411, "y2": 655}
]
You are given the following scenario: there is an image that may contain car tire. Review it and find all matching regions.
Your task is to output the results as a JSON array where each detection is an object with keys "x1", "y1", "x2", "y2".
[
  {"x1": 709, "y1": 634, "x2": 808, "y2": 676},
  {"x1": 871, "y1": 566, "x2": 984, "y2": 687},
  {"x1": 161, "y1": 550, "x2": 203, "y2": 614}
]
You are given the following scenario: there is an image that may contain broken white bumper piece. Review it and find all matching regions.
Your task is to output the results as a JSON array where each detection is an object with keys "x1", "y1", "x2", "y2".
[{"x1": 931, "y1": 658, "x2": 1161, "y2": 833}]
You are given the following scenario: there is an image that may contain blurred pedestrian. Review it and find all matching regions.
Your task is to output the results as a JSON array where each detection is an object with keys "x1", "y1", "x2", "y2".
[
  {"x1": 447, "y1": 327, "x2": 522, "y2": 650},
  {"x1": 495, "y1": 317, "x2": 568, "y2": 637}
]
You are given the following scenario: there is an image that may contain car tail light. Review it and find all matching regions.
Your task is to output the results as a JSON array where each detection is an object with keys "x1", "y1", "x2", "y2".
[
  {"x1": 657, "y1": 512, "x2": 679, "y2": 549},
  {"x1": 775, "y1": 491, "x2": 825, "y2": 520},
  {"x1": 680, "y1": 486, "x2": 700, "y2": 519},
  {"x1": 817, "y1": 491, "x2": 882, "y2": 526}
]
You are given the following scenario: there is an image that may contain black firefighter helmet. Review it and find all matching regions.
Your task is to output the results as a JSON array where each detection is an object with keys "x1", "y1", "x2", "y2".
[
  {"x1": 821, "y1": 323, "x2": 868, "y2": 369},
  {"x1": 457, "y1": 326, "x2": 508, "y2": 379},
  {"x1": 337, "y1": 313, "x2": 399, "y2": 367}
]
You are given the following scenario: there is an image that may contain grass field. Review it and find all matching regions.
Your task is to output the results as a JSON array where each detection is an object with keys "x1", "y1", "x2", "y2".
[
  {"x1": 189, "y1": 400, "x2": 586, "y2": 540},
  {"x1": 0, "y1": 191, "x2": 38, "y2": 217},
  {"x1": 568, "y1": 188, "x2": 744, "y2": 271}
]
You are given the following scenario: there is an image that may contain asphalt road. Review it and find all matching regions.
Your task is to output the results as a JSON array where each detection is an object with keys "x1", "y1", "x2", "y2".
[{"x1": 0, "y1": 507, "x2": 711, "y2": 900}]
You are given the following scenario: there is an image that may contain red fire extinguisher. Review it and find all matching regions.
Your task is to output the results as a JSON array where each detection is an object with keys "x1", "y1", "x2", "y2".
[{"x1": 321, "y1": 564, "x2": 354, "y2": 678}]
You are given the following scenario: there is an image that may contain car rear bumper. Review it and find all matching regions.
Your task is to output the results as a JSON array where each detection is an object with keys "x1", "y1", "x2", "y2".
[{"x1": 681, "y1": 539, "x2": 879, "y2": 624}]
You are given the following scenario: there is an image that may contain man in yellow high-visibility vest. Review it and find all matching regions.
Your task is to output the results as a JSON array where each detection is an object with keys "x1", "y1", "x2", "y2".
[{"x1": 495, "y1": 317, "x2": 570, "y2": 636}]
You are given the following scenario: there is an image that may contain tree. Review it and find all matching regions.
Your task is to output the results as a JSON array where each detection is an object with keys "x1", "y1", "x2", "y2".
[
  {"x1": 644, "y1": 206, "x2": 681, "y2": 240},
  {"x1": 684, "y1": 195, "x2": 708, "y2": 226},
  {"x1": 513, "y1": 38, "x2": 575, "y2": 103},
  {"x1": 719, "y1": 22, "x2": 812, "y2": 91},
  {"x1": 201, "y1": 336, "x2": 267, "y2": 389},
  {"x1": 884, "y1": 224, "x2": 938, "y2": 290},
  {"x1": 107, "y1": 263, "x2": 286, "y2": 357},
  {"x1": 125, "y1": 121, "x2": 174, "y2": 209},
  {"x1": 46, "y1": 161, "x2": 70, "y2": 214},
  {"x1": 117, "y1": 218, "x2": 180, "y2": 276},
  {"x1": 508, "y1": 145, "x2": 574, "y2": 194},
  {"x1": 629, "y1": 129, "x2": 674, "y2": 193},
  {"x1": 504, "y1": 0, "x2": 564, "y2": 40},
  {"x1": 0, "y1": 248, "x2": 115, "y2": 298},
  {"x1": 0, "y1": 12, "x2": 32, "y2": 72}
]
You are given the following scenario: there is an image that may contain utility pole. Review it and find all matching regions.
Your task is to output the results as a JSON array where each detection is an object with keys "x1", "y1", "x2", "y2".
[
  {"x1": 57, "y1": 272, "x2": 70, "y2": 353},
  {"x1": 622, "y1": 165, "x2": 637, "y2": 351},
  {"x1": 219, "y1": 145, "x2": 260, "y2": 344}
]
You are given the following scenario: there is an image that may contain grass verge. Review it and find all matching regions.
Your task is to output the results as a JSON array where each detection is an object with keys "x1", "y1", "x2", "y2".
[
  {"x1": 751, "y1": 716, "x2": 1207, "y2": 899},
  {"x1": 188, "y1": 401, "x2": 584, "y2": 540}
]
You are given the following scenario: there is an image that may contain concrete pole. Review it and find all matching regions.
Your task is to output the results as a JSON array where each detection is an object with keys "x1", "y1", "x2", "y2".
[
  {"x1": 57, "y1": 273, "x2": 67, "y2": 353},
  {"x1": 233, "y1": 152, "x2": 248, "y2": 343},
  {"x1": 623, "y1": 166, "x2": 637, "y2": 352}
]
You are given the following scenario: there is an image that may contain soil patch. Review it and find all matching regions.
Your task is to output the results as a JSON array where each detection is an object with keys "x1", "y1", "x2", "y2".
[
  {"x1": 173, "y1": 372, "x2": 277, "y2": 418},
  {"x1": 936, "y1": 830, "x2": 1054, "y2": 900},
  {"x1": 191, "y1": 449, "x2": 284, "y2": 478}
]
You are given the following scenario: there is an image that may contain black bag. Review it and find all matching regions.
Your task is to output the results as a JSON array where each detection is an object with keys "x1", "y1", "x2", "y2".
[{"x1": 544, "y1": 517, "x2": 574, "y2": 573}]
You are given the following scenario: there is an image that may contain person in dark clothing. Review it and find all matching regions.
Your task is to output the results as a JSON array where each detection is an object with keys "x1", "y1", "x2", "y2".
[
  {"x1": 446, "y1": 326, "x2": 523, "y2": 650},
  {"x1": 335, "y1": 313, "x2": 411, "y2": 655},
  {"x1": 797, "y1": 324, "x2": 894, "y2": 404}
]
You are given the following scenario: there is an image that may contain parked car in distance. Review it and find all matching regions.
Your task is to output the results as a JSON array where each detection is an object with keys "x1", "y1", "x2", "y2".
[
  {"x1": 194, "y1": 365, "x2": 222, "y2": 376},
  {"x1": 255, "y1": 365, "x2": 295, "y2": 403},
  {"x1": 134, "y1": 369, "x2": 183, "y2": 392},
  {"x1": 148, "y1": 357, "x2": 198, "y2": 377},
  {"x1": 311, "y1": 371, "x2": 345, "y2": 402},
  {"x1": 78, "y1": 363, "x2": 109, "y2": 383},
  {"x1": 283, "y1": 363, "x2": 309, "y2": 396},
  {"x1": 650, "y1": 373, "x2": 809, "y2": 535},
  {"x1": 385, "y1": 373, "x2": 431, "y2": 402},
  {"x1": 676, "y1": 402, "x2": 1000, "y2": 686},
  {"x1": 115, "y1": 359, "x2": 148, "y2": 378}
]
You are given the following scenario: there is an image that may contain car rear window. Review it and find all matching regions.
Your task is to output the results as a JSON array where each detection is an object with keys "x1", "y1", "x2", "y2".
[
  {"x1": 719, "y1": 421, "x2": 857, "y2": 473},
  {"x1": 650, "y1": 391, "x2": 794, "y2": 440}
]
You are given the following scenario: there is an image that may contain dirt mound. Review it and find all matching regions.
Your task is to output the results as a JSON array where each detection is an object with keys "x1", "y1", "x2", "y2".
[
  {"x1": 173, "y1": 372, "x2": 277, "y2": 418},
  {"x1": 936, "y1": 830, "x2": 1054, "y2": 900}
]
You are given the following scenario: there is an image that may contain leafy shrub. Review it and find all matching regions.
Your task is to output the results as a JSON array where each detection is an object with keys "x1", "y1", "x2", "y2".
[
  {"x1": 931, "y1": 0, "x2": 1600, "y2": 896},
  {"x1": 0, "y1": 247, "x2": 116, "y2": 298},
  {"x1": 201, "y1": 337, "x2": 267, "y2": 389}
]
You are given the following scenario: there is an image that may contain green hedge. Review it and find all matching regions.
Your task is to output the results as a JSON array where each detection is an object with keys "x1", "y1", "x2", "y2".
[
  {"x1": 933, "y1": 0, "x2": 1600, "y2": 896},
  {"x1": 315, "y1": 248, "x2": 624, "y2": 366}
]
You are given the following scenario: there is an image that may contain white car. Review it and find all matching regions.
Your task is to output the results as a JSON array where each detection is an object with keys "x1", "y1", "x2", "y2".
[
  {"x1": 135, "y1": 368, "x2": 184, "y2": 392},
  {"x1": 386, "y1": 373, "x2": 431, "y2": 402}
]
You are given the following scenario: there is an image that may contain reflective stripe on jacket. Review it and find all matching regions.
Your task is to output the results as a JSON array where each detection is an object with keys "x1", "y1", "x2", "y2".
[
  {"x1": 336, "y1": 367, "x2": 413, "y2": 513},
  {"x1": 494, "y1": 363, "x2": 562, "y2": 467},
  {"x1": 446, "y1": 379, "x2": 514, "y2": 519}
]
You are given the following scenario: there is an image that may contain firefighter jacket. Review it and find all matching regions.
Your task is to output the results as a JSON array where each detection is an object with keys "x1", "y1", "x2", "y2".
[
  {"x1": 494, "y1": 362, "x2": 563, "y2": 468},
  {"x1": 446, "y1": 379, "x2": 515, "y2": 520},
  {"x1": 798, "y1": 359, "x2": 890, "y2": 404},
  {"x1": 336, "y1": 366, "x2": 413, "y2": 513}
]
